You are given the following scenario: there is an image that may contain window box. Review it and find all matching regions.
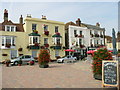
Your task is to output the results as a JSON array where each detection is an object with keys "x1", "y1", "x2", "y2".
[
  {"x1": 5, "y1": 43, "x2": 11, "y2": 48},
  {"x1": 44, "y1": 31, "x2": 49, "y2": 36},
  {"x1": 44, "y1": 44, "x2": 49, "y2": 48},
  {"x1": 75, "y1": 34, "x2": 78, "y2": 37},
  {"x1": 12, "y1": 44, "x2": 15, "y2": 46},
  {"x1": 78, "y1": 35, "x2": 84, "y2": 38},
  {"x1": 80, "y1": 44, "x2": 85, "y2": 48},
  {"x1": 34, "y1": 43, "x2": 39, "y2": 46},
  {"x1": 19, "y1": 54, "x2": 23, "y2": 56},
  {"x1": 18, "y1": 48, "x2": 23, "y2": 51},
  {"x1": 91, "y1": 34, "x2": 94, "y2": 37},
  {"x1": 2, "y1": 54, "x2": 7, "y2": 56},
  {"x1": 95, "y1": 34, "x2": 99, "y2": 37}
]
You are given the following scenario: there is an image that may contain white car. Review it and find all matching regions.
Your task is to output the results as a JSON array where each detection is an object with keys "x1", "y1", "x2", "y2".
[
  {"x1": 57, "y1": 55, "x2": 77, "y2": 63},
  {"x1": 10, "y1": 55, "x2": 35, "y2": 65}
]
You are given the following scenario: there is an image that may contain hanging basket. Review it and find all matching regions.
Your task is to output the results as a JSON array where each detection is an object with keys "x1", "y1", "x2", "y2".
[{"x1": 93, "y1": 74, "x2": 102, "y2": 80}]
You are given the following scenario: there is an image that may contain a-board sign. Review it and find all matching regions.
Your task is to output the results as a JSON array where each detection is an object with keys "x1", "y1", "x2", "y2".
[{"x1": 102, "y1": 61, "x2": 119, "y2": 87}]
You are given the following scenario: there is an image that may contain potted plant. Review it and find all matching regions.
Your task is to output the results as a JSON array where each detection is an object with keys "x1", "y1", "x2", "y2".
[
  {"x1": 18, "y1": 59, "x2": 22, "y2": 66},
  {"x1": 38, "y1": 49, "x2": 50, "y2": 68},
  {"x1": 5, "y1": 59, "x2": 11, "y2": 67},
  {"x1": 92, "y1": 48, "x2": 113, "y2": 80}
]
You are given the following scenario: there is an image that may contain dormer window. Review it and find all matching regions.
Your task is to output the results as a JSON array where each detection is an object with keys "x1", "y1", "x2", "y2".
[
  {"x1": 28, "y1": 32, "x2": 40, "y2": 45},
  {"x1": 5, "y1": 25, "x2": 16, "y2": 32}
]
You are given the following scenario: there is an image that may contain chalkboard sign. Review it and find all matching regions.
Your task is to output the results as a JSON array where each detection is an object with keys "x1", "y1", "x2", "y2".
[{"x1": 102, "y1": 61, "x2": 119, "y2": 87}]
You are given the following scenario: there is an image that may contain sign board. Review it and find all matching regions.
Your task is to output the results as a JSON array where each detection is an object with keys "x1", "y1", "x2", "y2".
[{"x1": 102, "y1": 61, "x2": 119, "y2": 87}]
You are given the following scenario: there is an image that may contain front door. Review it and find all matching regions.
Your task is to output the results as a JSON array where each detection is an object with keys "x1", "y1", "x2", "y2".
[{"x1": 10, "y1": 50, "x2": 18, "y2": 59}]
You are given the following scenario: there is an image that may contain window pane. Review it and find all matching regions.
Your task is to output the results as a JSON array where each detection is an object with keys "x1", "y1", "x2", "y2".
[
  {"x1": 56, "y1": 38, "x2": 60, "y2": 45},
  {"x1": 80, "y1": 31, "x2": 82, "y2": 35},
  {"x1": 11, "y1": 27, "x2": 14, "y2": 32},
  {"x1": 32, "y1": 24, "x2": 37, "y2": 30},
  {"x1": 33, "y1": 37, "x2": 38, "y2": 43},
  {"x1": 30, "y1": 37, "x2": 32, "y2": 44},
  {"x1": 12, "y1": 37, "x2": 15, "y2": 45},
  {"x1": 6, "y1": 37, "x2": 11, "y2": 44},
  {"x1": 44, "y1": 25, "x2": 48, "y2": 31},
  {"x1": 74, "y1": 30, "x2": 77, "y2": 36},
  {"x1": 2, "y1": 37, "x2": 4, "y2": 45},
  {"x1": 55, "y1": 26, "x2": 58, "y2": 33},
  {"x1": 7, "y1": 26, "x2": 10, "y2": 31},
  {"x1": 79, "y1": 39, "x2": 82, "y2": 45},
  {"x1": 44, "y1": 38, "x2": 48, "y2": 44}
]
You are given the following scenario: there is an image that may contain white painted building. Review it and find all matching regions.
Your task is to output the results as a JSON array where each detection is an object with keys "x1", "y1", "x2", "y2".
[{"x1": 65, "y1": 18, "x2": 105, "y2": 50}]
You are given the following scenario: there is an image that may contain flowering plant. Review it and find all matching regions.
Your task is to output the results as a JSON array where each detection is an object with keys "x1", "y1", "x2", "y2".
[
  {"x1": 92, "y1": 48, "x2": 113, "y2": 75},
  {"x1": 44, "y1": 31, "x2": 49, "y2": 36},
  {"x1": 38, "y1": 49, "x2": 50, "y2": 65},
  {"x1": 56, "y1": 32, "x2": 60, "y2": 35}
]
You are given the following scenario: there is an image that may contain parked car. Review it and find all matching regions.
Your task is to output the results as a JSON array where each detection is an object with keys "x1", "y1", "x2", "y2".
[
  {"x1": 10, "y1": 55, "x2": 35, "y2": 65},
  {"x1": 57, "y1": 55, "x2": 77, "y2": 63}
]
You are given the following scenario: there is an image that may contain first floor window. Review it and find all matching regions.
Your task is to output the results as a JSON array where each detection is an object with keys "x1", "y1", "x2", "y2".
[
  {"x1": 29, "y1": 36, "x2": 39, "y2": 45},
  {"x1": 6, "y1": 37, "x2": 11, "y2": 44},
  {"x1": 33, "y1": 37, "x2": 38, "y2": 43},
  {"x1": 56, "y1": 38, "x2": 60, "y2": 45},
  {"x1": 44, "y1": 38, "x2": 48, "y2": 44},
  {"x1": 79, "y1": 39, "x2": 82, "y2": 45}
]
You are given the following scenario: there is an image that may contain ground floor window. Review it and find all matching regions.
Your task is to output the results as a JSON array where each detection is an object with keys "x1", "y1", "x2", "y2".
[
  {"x1": 32, "y1": 51, "x2": 37, "y2": 58},
  {"x1": 55, "y1": 50, "x2": 59, "y2": 56},
  {"x1": 0, "y1": 36, "x2": 16, "y2": 46},
  {"x1": 10, "y1": 50, "x2": 18, "y2": 59}
]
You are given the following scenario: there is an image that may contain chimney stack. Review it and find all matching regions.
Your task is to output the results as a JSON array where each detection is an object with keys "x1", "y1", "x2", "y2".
[
  {"x1": 96, "y1": 22, "x2": 100, "y2": 27},
  {"x1": 41, "y1": 15, "x2": 47, "y2": 20},
  {"x1": 76, "y1": 18, "x2": 81, "y2": 26},
  {"x1": 19, "y1": 15, "x2": 23, "y2": 24},
  {"x1": 4, "y1": 9, "x2": 8, "y2": 21}
]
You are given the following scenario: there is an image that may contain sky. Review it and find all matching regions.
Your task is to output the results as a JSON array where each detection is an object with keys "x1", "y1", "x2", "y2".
[{"x1": 0, "y1": 1, "x2": 119, "y2": 36}]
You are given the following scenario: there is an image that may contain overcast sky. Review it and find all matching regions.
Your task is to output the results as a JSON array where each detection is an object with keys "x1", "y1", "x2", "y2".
[{"x1": 0, "y1": 1, "x2": 119, "y2": 36}]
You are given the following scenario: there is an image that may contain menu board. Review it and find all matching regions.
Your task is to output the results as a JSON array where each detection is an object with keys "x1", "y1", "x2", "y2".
[{"x1": 102, "y1": 61, "x2": 119, "y2": 87}]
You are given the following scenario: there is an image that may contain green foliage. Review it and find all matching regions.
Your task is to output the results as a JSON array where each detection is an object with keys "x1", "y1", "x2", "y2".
[
  {"x1": 38, "y1": 49, "x2": 50, "y2": 65},
  {"x1": 92, "y1": 48, "x2": 113, "y2": 75}
]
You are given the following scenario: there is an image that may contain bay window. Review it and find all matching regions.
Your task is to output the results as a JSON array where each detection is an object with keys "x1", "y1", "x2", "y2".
[
  {"x1": 29, "y1": 36, "x2": 39, "y2": 45},
  {"x1": 0, "y1": 36, "x2": 16, "y2": 48}
]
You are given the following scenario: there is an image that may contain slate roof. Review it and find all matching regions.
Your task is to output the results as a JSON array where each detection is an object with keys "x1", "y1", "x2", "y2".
[
  {"x1": 82, "y1": 23, "x2": 105, "y2": 31},
  {"x1": 65, "y1": 20, "x2": 105, "y2": 31},
  {"x1": 0, "y1": 20, "x2": 24, "y2": 32}
]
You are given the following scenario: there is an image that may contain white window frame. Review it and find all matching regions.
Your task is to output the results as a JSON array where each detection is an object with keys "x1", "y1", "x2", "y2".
[
  {"x1": 0, "y1": 36, "x2": 16, "y2": 48},
  {"x1": 29, "y1": 36, "x2": 40, "y2": 45},
  {"x1": 5, "y1": 25, "x2": 16, "y2": 32}
]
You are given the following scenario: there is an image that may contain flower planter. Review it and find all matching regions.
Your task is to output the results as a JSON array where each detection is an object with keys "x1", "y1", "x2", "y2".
[
  {"x1": 93, "y1": 74, "x2": 102, "y2": 80},
  {"x1": 39, "y1": 64, "x2": 49, "y2": 68},
  {"x1": 18, "y1": 64, "x2": 21, "y2": 66},
  {"x1": 6, "y1": 63, "x2": 9, "y2": 67}
]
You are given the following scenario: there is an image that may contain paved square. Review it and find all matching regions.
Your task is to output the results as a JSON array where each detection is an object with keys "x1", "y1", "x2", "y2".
[{"x1": 2, "y1": 61, "x2": 102, "y2": 88}]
